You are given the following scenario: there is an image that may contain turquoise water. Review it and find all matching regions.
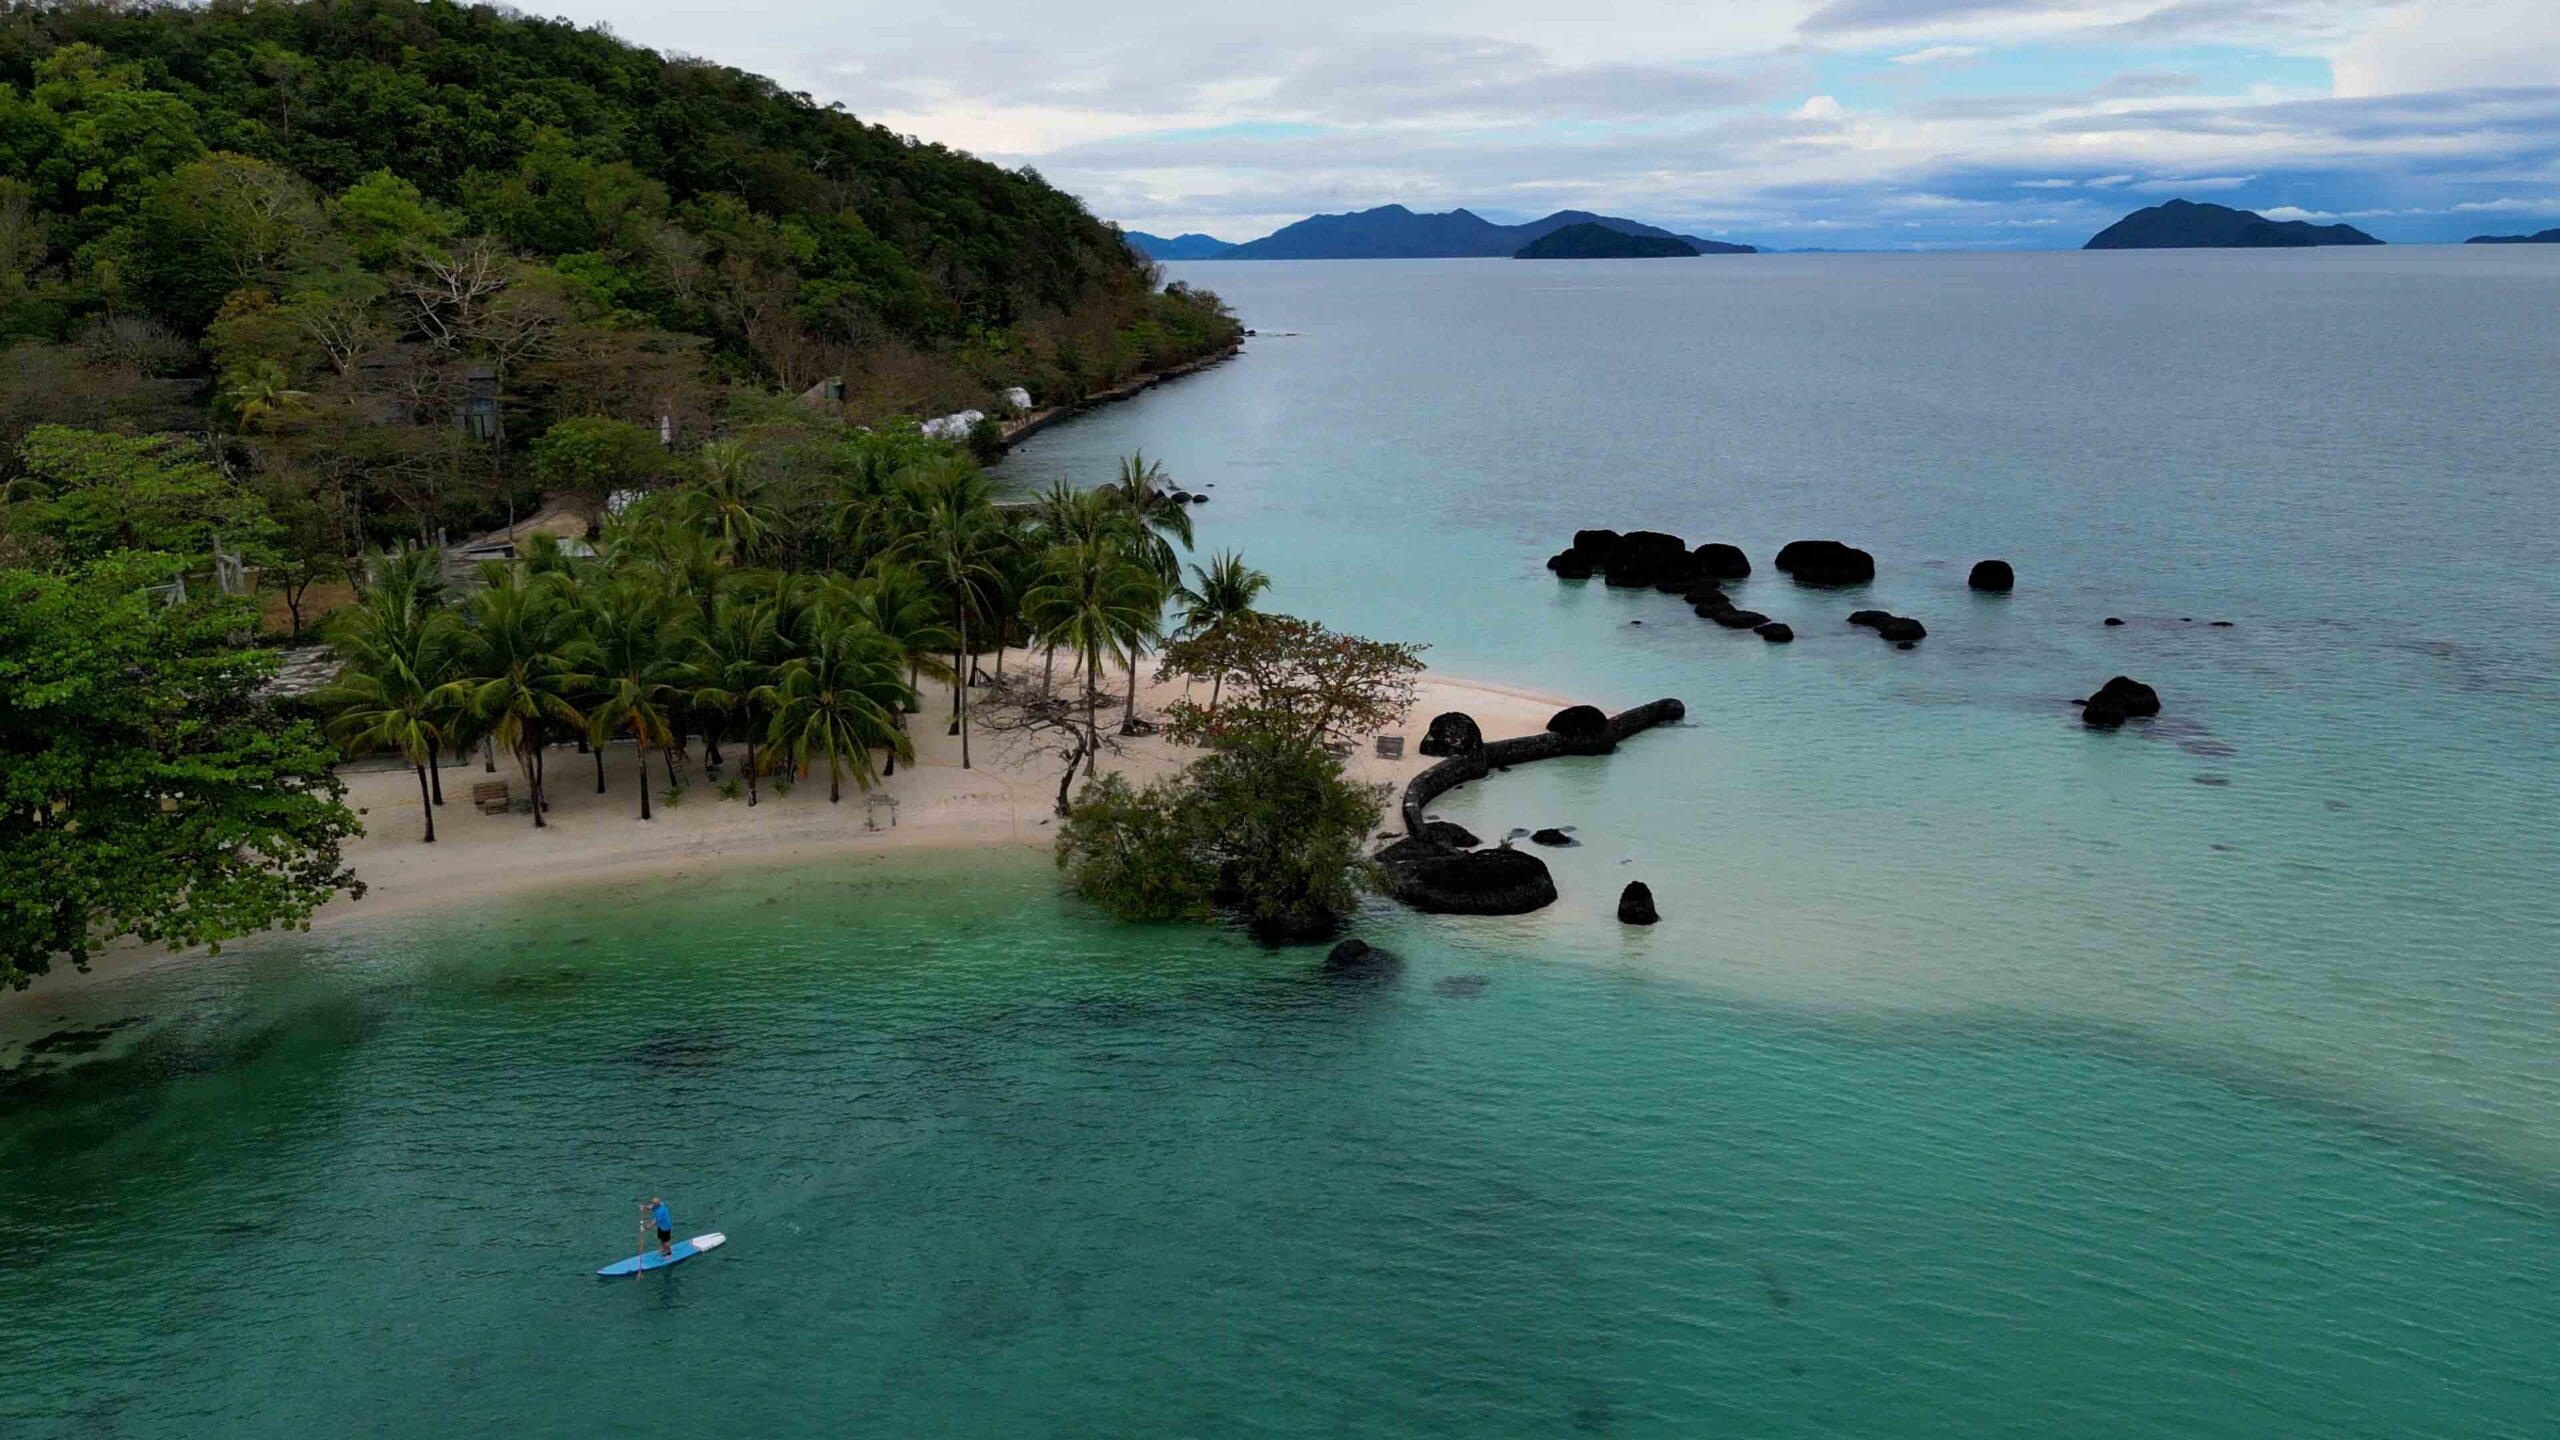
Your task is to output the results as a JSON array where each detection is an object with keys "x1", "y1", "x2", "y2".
[{"x1": 9, "y1": 250, "x2": 2560, "y2": 1434}]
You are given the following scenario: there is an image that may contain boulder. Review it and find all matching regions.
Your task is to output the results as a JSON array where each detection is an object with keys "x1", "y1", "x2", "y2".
[
  {"x1": 1756, "y1": 622, "x2": 1794, "y2": 643},
  {"x1": 1383, "y1": 846, "x2": 1559, "y2": 916},
  {"x1": 2104, "y1": 616, "x2": 2125, "y2": 627},
  {"x1": 1530, "y1": 827, "x2": 1575, "y2": 847},
  {"x1": 1550, "y1": 551, "x2": 1593, "y2": 580},
  {"x1": 1875, "y1": 616, "x2": 1926, "y2": 643},
  {"x1": 1682, "y1": 580, "x2": 1730, "y2": 605},
  {"x1": 2082, "y1": 694, "x2": 2127, "y2": 729},
  {"x1": 1618, "y1": 881, "x2": 1660, "y2": 925},
  {"x1": 1572, "y1": 528, "x2": 1623, "y2": 557},
  {"x1": 1422, "y1": 820, "x2": 1481, "y2": 849},
  {"x1": 2090, "y1": 675, "x2": 2161, "y2": 717},
  {"x1": 1847, "y1": 610, "x2": 1892, "y2": 629},
  {"x1": 1694, "y1": 542, "x2": 1751, "y2": 579},
  {"x1": 1546, "y1": 705, "x2": 1610, "y2": 741},
  {"x1": 1711, "y1": 608, "x2": 1769, "y2": 630},
  {"x1": 1418, "y1": 711, "x2": 1484, "y2": 759},
  {"x1": 1774, "y1": 539, "x2": 1875, "y2": 586},
  {"x1": 1323, "y1": 938, "x2": 1403, "y2": 977},
  {"x1": 1968, "y1": 559, "x2": 2015, "y2": 592}
]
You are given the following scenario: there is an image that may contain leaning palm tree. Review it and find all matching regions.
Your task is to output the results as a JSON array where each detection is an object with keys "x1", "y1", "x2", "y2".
[
  {"x1": 583, "y1": 578, "x2": 687, "y2": 820},
  {"x1": 766, "y1": 609, "x2": 916, "y2": 803},
  {"x1": 318, "y1": 583, "x2": 460, "y2": 843},
  {"x1": 682, "y1": 594, "x2": 786, "y2": 805},
  {"x1": 435, "y1": 570, "x2": 589, "y2": 829},
  {"x1": 1023, "y1": 539, "x2": 1161, "y2": 775},
  {"x1": 1174, "y1": 549, "x2": 1272, "y2": 718}
]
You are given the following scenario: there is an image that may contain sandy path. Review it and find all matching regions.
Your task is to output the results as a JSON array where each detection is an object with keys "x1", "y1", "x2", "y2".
[{"x1": 7, "y1": 660, "x2": 1572, "y2": 1006}]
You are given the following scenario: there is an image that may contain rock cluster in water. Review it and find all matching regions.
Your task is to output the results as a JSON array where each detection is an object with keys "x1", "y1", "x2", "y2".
[
  {"x1": 2079, "y1": 676, "x2": 2163, "y2": 729},
  {"x1": 1774, "y1": 539, "x2": 1876, "y2": 586},
  {"x1": 1848, "y1": 609, "x2": 1926, "y2": 644},
  {"x1": 1547, "y1": 530, "x2": 1753, "y2": 592}
]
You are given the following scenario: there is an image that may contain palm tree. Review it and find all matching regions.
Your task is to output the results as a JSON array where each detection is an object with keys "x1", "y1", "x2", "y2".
[
  {"x1": 681, "y1": 440, "x2": 775, "y2": 561},
  {"x1": 896, "y1": 460, "x2": 1004, "y2": 768},
  {"x1": 767, "y1": 609, "x2": 916, "y2": 803},
  {"x1": 1024, "y1": 539, "x2": 1160, "y2": 775},
  {"x1": 583, "y1": 578, "x2": 687, "y2": 820},
  {"x1": 318, "y1": 580, "x2": 459, "y2": 843},
  {"x1": 683, "y1": 594, "x2": 786, "y2": 805},
  {"x1": 435, "y1": 570, "x2": 589, "y2": 829},
  {"x1": 1175, "y1": 549, "x2": 1272, "y2": 718},
  {"x1": 1104, "y1": 450, "x2": 1193, "y2": 731}
]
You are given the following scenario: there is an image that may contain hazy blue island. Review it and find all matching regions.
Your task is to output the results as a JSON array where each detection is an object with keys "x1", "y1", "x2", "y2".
[
  {"x1": 1130, "y1": 204, "x2": 1753, "y2": 259},
  {"x1": 2084, "y1": 199, "x2": 2384, "y2": 250},
  {"x1": 2464, "y1": 228, "x2": 2560, "y2": 244},
  {"x1": 1126, "y1": 231, "x2": 1239, "y2": 260},
  {"x1": 1514, "y1": 223, "x2": 1699, "y2": 259}
]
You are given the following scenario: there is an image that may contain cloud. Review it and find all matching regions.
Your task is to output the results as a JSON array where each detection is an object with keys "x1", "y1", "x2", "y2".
[
  {"x1": 2129, "y1": 174, "x2": 2257, "y2": 192},
  {"x1": 1891, "y1": 44, "x2": 1983, "y2": 65},
  {"x1": 2450, "y1": 197, "x2": 2560, "y2": 214},
  {"x1": 2014, "y1": 178, "x2": 2078, "y2": 188},
  {"x1": 2086, "y1": 174, "x2": 2136, "y2": 187},
  {"x1": 1795, "y1": 94, "x2": 1847, "y2": 121}
]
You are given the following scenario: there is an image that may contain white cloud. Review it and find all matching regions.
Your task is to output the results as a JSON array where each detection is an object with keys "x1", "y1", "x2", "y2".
[
  {"x1": 2085, "y1": 174, "x2": 2136, "y2": 187},
  {"x1": 2450, "y1": 197, "x2": 2560, "y2": 214},
  {"x1": 2261, "y1": 205, "x2": 2399, "y2": 221},
  {"x1": 2014, "y1": 177, "x2": 2078, "y2": 187},
  {"x1": 2130, "y1": 174, "x2": 2257, "y2": 193},
  {"x1": 1891, "y1": 44, "x2": 1983, "y2": 65},
  {"x1": 1794, "y1": 94, "x2": 1847, "y2": 121}
]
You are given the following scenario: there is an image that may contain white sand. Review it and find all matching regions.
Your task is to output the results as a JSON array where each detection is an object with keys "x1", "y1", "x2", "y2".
[{"x1": 7, "y1": 660, "x2": 1570, "y2": 1005}]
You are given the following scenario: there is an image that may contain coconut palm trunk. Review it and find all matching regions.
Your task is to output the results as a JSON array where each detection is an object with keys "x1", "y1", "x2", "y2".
[
  {"x1": 595, "y1": 745, "x2": 607, "y2": 793},
  {"x1": 1122, "y1": 653, "x2": 1140, "y2": 732},
  {"x1": 636, "y1": 734, "x2": 654, "y2": 820},
  {"x1": 956, "y1": 604, "x2": 973, "y2": 769},
  {"x1": 415, "y1": 763, "x2": 437, "y2": 843},
  {"x1": 426, "y1": 740, "x2": 445, "y2": 804},
  {"x1": 745, "y1": 737, "x2": 760, "y2": 806}
]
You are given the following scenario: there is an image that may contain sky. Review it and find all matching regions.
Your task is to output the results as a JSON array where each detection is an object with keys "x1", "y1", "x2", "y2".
[{"x1": 534, "y1": 1, "x2": 2558, "y2": 249}]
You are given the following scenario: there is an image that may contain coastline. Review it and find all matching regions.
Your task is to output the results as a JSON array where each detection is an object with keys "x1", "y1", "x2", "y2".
[
  {"x1": 998, "y1": 341, "x2": 1244, "y2": 452},
  {"x1": 5, "y1": 662, "x2": 1569, "y2": 1009}
]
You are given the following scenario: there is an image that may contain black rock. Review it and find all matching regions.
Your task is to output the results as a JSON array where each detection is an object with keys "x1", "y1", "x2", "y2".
[
  {"x1": 1572, "y1": 528, "x2": 1623, "y2": 557},
  {"x1": 1546, "y1": 705, "x2": 1610, "y2": 741},
  {"x1": 1550, "y1": 552, "x2": 1593, "y2": 580},
  {"x1": 1530, "y1": 827, "x2": 1575, "y2": 847},
  {"x1": 1774, "y1": 539, "x2": 1875, "y2": 586},
  {"x1": 1694, "y1": 542, "x2": 1751, "y2": 579},
  {"x1": 1323, "y1": 938, "x2": 1403, "y2": 977},
  {"x1": 2090, "y1": 675, "x2": 2161, "y2": 717},
  {"x1": 1875, "y1": 616, "x2": 1926, "y2": 643},
  {"x1": 2082, "y1": 694, "x2": 2128, "y2": 728},
  {"x1": 1422, "y1": 820, "x2": 1481, "y2": 849},
  {"x1": 1712, "y1": 608, "x2": 1768, "y2": 629},
  {"x1": 1192, "y1": 494, "x2": 1210, "y2": 503},
  {"x1": 1418, "y1": 711, "x2": 1484, "y2": 758},
  {"x1": 1895, "y1": 640, "x2": 1916, "y2": 650},
  {"x1": 2210, "y1": 620, "x2": 2234, "y2": 627},
  {"x1": 1168, "y1": 489, "x2": 1193, "y2": 503},
  {"x1": 1618, "y1": 881, "x2": 1660, "y2": 925},
  {"x1": 1968, "y1": 559, "x2": 2015, "y2": 592},
  {"x1": 2104, "y1": 617, "x2": 2125, "y2": 627},
  {"x1": 1847, "y1": 610, "x2": 1892, "y2": 629},
  {"x1": 1383, "y1": 846, "x2": 1559, "y2": 915},
  {"x1": 1756, "y1": 622, "x2": 1793, "y2": 642}
]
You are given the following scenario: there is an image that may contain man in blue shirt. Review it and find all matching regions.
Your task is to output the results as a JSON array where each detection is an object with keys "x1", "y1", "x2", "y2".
[{"x1": 650, "y1": 1197, "x2": 672, "y2": 1258}]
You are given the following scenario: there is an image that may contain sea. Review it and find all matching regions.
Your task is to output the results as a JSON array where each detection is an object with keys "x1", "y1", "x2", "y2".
[{"x1": 4, "y1": 248, "x2": 2557, "y2": 1437}]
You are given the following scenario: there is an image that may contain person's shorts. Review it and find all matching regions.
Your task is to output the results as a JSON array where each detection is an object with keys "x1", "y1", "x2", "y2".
[{"x1": 657, "y1": 1227, "x2": 672, "y2": 1243}]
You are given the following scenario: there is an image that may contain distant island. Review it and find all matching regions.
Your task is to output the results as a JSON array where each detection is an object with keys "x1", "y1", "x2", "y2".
[
  {"x1": 1515, "y1": 223, "x2": 1698, "y2": 259},
  {"x1": 1126, "y1": 232, "x2": 1239, "y2": 260},
  {"x1": 2085, "y1": 199, "x2": 2384, "y2": 250},
  {"x1": 2464, "y1": 228, "x2": 2560, "y2": 244},
  {"x1": 1127, "y1": 205, "x2": 1754, "y2": 260}
]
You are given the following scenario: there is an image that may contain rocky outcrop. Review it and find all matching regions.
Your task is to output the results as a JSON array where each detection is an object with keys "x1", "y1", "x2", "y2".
[
  {"x1": 1710, "y1": 608, "x2": 1768, "y2": 630},
  {"x1": 1694, "y1": 543, "x2": 1751, "y2": 579},
  {"x1": 1848, "y1": 610, "x2": 1925, "y2": 642},
  {"x1": 1756, "y1": 621, "x2": 1793, "y2": 642},
  {"x1": 1418, "y1": 712, "x2": 1484, "y2": 758},
  {"x1": 1381, "y1": 697, "x2": 1686, "y2": 916},
  {"x1": 1618, "y1": 882, "x2": 1659, "y2": 925},
  {"x1": 2079, "y1": 675, "x2": 2162, "y2": 729},
  {"x1": 1968, "y1": 560, "x2": 2014, "y2": 592},
  {"x1": 1546, "y1": 550, "x2": 1594, "y2": 579},
  {"x1": 1549, "y1": 528, "x2": 1704, "y2": 589},
  {"x1": 1774, "y1": 539, "x2": 1875, "y2": 586},
  {"x1": 1530, "y1": 827, "x2": 1575, "y2": 847}
]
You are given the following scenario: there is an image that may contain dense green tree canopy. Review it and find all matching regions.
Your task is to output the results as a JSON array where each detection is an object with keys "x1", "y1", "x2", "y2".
[{"x1": 0, "y1": 553, "x2": 361, "y2": 986}]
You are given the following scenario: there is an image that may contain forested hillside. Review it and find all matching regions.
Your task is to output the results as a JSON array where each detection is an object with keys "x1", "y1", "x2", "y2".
[{"x1": 0, "y1": 0, "x2": 1236, "y2": 550}]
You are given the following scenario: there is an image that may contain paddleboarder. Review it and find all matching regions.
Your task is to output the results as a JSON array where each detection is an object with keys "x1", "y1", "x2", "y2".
[{"x1": 650, "y1": 1197, "x2": 672, "y2": 1259}]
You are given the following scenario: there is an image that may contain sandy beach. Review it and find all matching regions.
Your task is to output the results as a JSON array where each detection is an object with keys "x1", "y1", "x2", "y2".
[{"x1": 8, "y1": 659, "x2": 1573, "y2": 1006}]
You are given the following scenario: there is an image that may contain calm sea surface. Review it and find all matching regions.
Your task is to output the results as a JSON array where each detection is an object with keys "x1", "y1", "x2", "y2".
[{"x1": 7, "y1": 250, "x2": 2559, "y2": 1436}]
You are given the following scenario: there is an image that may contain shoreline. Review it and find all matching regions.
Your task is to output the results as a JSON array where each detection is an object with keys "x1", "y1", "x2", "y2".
[
  {"x1": 997, "y1": 341, "x2": 1244, "y2": 452},
  {"x1": 5, "y1": 662, "x2": 1572, "y2": 1010}
]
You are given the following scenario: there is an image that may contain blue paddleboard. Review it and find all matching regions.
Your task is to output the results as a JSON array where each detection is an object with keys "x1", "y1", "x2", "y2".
[{"x1": 597, "y1": 1231, "x2": 726, "y2": 1277}]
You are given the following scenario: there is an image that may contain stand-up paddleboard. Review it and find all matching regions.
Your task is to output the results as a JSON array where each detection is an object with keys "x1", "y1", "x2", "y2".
[{"x1": 597, "y1": 1232, "x2": 725, "y2": 1277}]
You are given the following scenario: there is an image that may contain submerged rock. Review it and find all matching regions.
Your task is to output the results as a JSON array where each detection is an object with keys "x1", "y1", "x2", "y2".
[
  {"x1": 1711, "y1": 608, "x2": 1768, "y2": 630},
  {"x1": 1618, "y1": 882, "x2": 1660, "y2": 925},
  {"x1": 1849, "y1": 611, "x2": 1925, "y2": 642},
  {"x1": 1323, "y1": 938, "x2": 1404, "y2": 977},
  {"x1": 1530, "y1": 827, "x2": 1575, "y2": 847},
  {"x1": 2091, "y1": 675, "x2": 2161, "y2": 717},
  {"x1": 1968, "y1": 559, "x2": 2015, "y2": 592},
  {"x1": 1756, "y1": 622, "x2": 1794, "y2": 642},
  {"x1": 2104, "y1": 616, "x2": 2125, "y2": 627},
  {"x1": 1547, "y1": 550, "x2": 1593, "y2": 579},
  {"x1": 1774, "y1": 539, "x2": 1875, "y2": 586}
]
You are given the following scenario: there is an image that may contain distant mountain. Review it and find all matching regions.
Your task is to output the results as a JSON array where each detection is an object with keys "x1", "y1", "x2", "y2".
[
  {"x1": 2084, "y1": 199, "x2": 2383, "y2": 250},
  {"x1": 1515, "y1": 223, "x2": 1698, "y2": 259},
  {"x1": 1126, "y1": 231, "x2": 1238, "y2": 261},
  {"x1": 1206, "y1": 205, "x2": 1754, "y2": 259},
  {"x1": 2464, "y1": 228, "x2": 2560, "y2": 244}
]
